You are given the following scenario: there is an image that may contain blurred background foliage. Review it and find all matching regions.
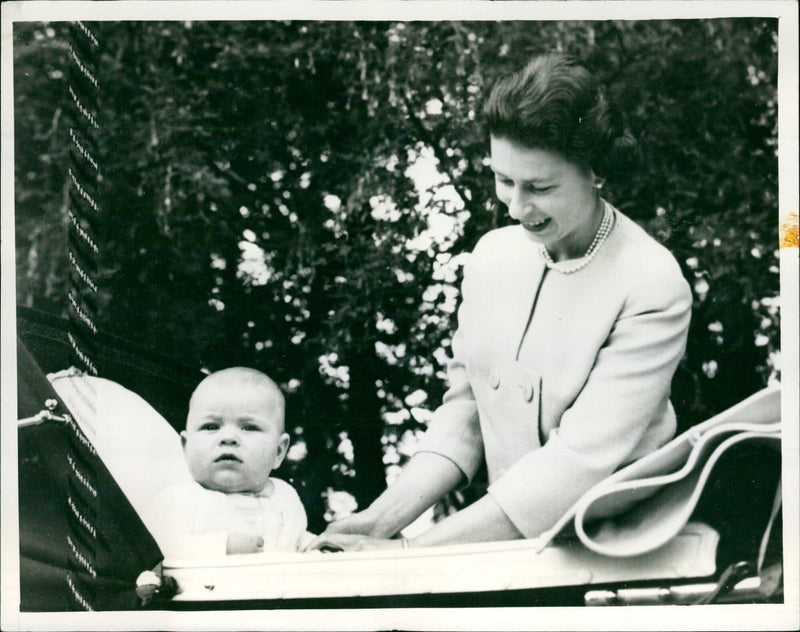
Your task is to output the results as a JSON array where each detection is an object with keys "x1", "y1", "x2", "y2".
[{"x1": 14, "y1": 19, "x2": 780, "y2": 532}]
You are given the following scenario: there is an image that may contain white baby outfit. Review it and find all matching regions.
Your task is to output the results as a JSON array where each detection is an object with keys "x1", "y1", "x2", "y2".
[{"x1": 143, "y1": 477, "x2": 309, "y2": 559}]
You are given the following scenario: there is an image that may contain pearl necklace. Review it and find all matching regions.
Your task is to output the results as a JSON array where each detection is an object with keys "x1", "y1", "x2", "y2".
[{"x1": 539, "y1": 201, "x2": 615, "y2": 274}]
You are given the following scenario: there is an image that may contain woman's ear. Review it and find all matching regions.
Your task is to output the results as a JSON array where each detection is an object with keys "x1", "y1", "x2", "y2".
[
  {"x1": 589, "y1": 169, "x2": 605, "y2": 189},
  {"x1": 273, "y1": 432, "x2": 290, "y2": 469}
]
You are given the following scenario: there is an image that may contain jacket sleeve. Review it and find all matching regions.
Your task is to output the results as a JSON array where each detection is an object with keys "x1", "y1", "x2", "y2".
[
  {"x1": 413, "y1": 253, "x2": 485, "y2": 483},
  {"x1": 488, "y1": 262, "x2": 692, "y2": 538}
]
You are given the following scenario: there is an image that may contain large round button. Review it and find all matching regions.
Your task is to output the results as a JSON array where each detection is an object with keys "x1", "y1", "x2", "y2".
[
  {"x1": 488, "y1": 368, "x2": 501, "y2": 389},
  {"x1": 518, "y1": 380, "x2": 534, "y2": 402}
]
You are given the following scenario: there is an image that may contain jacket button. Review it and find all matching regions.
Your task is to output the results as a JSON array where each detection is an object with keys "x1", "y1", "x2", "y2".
[
  {"x1": 518, "y1": 380, "x2": 534, "y2": 402},
  {"x1": 489, "y1": 368, "x2": 501, "y2": 389}
]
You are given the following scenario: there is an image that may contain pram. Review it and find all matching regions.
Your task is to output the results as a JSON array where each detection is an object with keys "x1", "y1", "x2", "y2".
[{"x1": 16, "y1": 308, "x2": 784, "y2": 612}]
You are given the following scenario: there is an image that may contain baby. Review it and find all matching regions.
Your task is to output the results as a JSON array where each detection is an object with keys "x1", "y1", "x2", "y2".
[{"x1": 143, "y1": 367, "x2": 312, "y2": 558}]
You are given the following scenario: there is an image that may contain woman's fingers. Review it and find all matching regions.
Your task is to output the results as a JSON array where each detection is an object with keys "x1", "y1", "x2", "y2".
[
  {"x1": 300, "y1": 533, "x2": 354, "y2": 552},
  {"x1": 301, "y1": 533, "x2": 402, "y2": 552}
]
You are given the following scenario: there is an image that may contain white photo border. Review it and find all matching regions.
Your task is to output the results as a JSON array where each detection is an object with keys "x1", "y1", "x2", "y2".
[{"x1": 2, "y1": 2, "x2": 798, "y2": 630}]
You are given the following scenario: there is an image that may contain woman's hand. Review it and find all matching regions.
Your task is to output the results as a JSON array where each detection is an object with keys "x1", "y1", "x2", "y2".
[
  {"x1": 300, "y1": 532, "x2": 405, "y2": 553},
  {"x1": 318, "y1": 453, "x2": 466, "y2": 540}
]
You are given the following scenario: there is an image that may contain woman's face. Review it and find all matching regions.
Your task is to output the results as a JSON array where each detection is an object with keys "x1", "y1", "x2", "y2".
[{"x1": 490, "y1": 135, "x2": 601, "y2": 261}]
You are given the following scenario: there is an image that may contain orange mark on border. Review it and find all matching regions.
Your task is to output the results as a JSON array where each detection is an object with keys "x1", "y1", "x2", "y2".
[{"x1": 780, "y1": 211, "x2": 799, "y2": 248}]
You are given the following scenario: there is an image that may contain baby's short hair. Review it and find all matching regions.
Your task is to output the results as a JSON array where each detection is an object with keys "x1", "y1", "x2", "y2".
[{"x1": 190, "y1": 367, "x2": 285, "y2": 426}]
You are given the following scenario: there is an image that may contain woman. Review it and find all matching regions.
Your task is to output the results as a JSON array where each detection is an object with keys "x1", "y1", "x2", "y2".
[{"x1": 306, "y1": 53, "x2": 692, "y2": 551}]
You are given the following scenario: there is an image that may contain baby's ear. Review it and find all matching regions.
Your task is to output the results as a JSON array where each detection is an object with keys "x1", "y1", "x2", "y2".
[
  {"x1": 180, "y1": 430, "x2": 188, "y2": 450},
  {"x1": 273, "y1": 432, "x2": 290, "y2": 469}
]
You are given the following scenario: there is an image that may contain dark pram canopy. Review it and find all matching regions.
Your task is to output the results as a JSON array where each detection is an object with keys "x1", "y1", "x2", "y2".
[{"x1": 16, "y1": 307, "x2": 201, "y2": 611}]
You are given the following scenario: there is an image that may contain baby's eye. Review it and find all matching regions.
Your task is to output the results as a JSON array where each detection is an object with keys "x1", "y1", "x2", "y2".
[
  {"x1": 242, "y1": 424, "x2": 261, "y2": 432},
  {"x1": 200, "y1": 422, "x2": 219, "y2": 431}
]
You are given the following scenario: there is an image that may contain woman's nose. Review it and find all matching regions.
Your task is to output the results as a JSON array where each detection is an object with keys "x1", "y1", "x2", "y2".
[{"x1": 507, "y1": 188, "x2": 529, "y2": 220}]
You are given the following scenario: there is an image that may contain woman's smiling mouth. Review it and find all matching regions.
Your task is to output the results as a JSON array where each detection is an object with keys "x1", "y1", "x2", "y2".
[{"x1": 522, "y1": 217, "x2": 551, "y2": 232}]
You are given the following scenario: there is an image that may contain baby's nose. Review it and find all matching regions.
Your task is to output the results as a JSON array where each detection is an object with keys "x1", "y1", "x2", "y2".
[{"x1": 218, "y1": 429, "x2": 239, "y2": 445}]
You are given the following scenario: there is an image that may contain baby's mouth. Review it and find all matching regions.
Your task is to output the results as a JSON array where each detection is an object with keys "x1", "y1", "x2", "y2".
[{"x1": 215, "y1": 454, "x2": 242, "y2": 463}]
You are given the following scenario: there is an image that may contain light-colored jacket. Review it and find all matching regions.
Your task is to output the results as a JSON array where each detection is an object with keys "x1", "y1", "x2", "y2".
[{"x1": 416, "y1": 206, "x2": 693, "y2": 538}]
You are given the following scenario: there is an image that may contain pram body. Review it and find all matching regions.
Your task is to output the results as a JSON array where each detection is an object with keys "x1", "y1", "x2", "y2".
[
  {"x1": 160, "y1": 522, "x2": 719, "y2": 609},
  {"x1": 15, "y1": 309, "x2": 783, "y2": 611}
]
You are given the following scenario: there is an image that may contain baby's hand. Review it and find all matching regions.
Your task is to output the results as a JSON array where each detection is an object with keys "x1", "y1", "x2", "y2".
[{"x1": 226, "y1": 533, "x2": 264, "y2": 555}]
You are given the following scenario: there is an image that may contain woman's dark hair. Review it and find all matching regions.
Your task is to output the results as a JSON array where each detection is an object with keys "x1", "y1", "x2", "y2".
[{"x1": 482, "y1": 53, "x2": 637, "y2": 180}]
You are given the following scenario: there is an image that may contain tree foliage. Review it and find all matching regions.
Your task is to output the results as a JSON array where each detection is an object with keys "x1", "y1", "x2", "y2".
[{"x1": 14, "y1": 19, "x2": 779, "y2": 531}]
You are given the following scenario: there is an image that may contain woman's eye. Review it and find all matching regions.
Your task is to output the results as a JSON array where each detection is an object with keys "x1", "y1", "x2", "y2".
[{"x1": 527, "y1": 184, "x2": 551, "y2": 194}]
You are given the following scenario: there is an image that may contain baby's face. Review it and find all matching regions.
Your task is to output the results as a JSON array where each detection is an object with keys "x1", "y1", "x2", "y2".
[{"x1": 182, "y1": 381, "x2": 289, "y2": 494}]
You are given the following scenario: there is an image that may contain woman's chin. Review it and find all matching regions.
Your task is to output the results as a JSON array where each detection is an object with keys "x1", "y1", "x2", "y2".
[
  {"x1": 519, "y1": 219, "x2": 554, "y2": 241},
  {"x1": 520, "y1": 226, "x2": 548, "y2": 244}
]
